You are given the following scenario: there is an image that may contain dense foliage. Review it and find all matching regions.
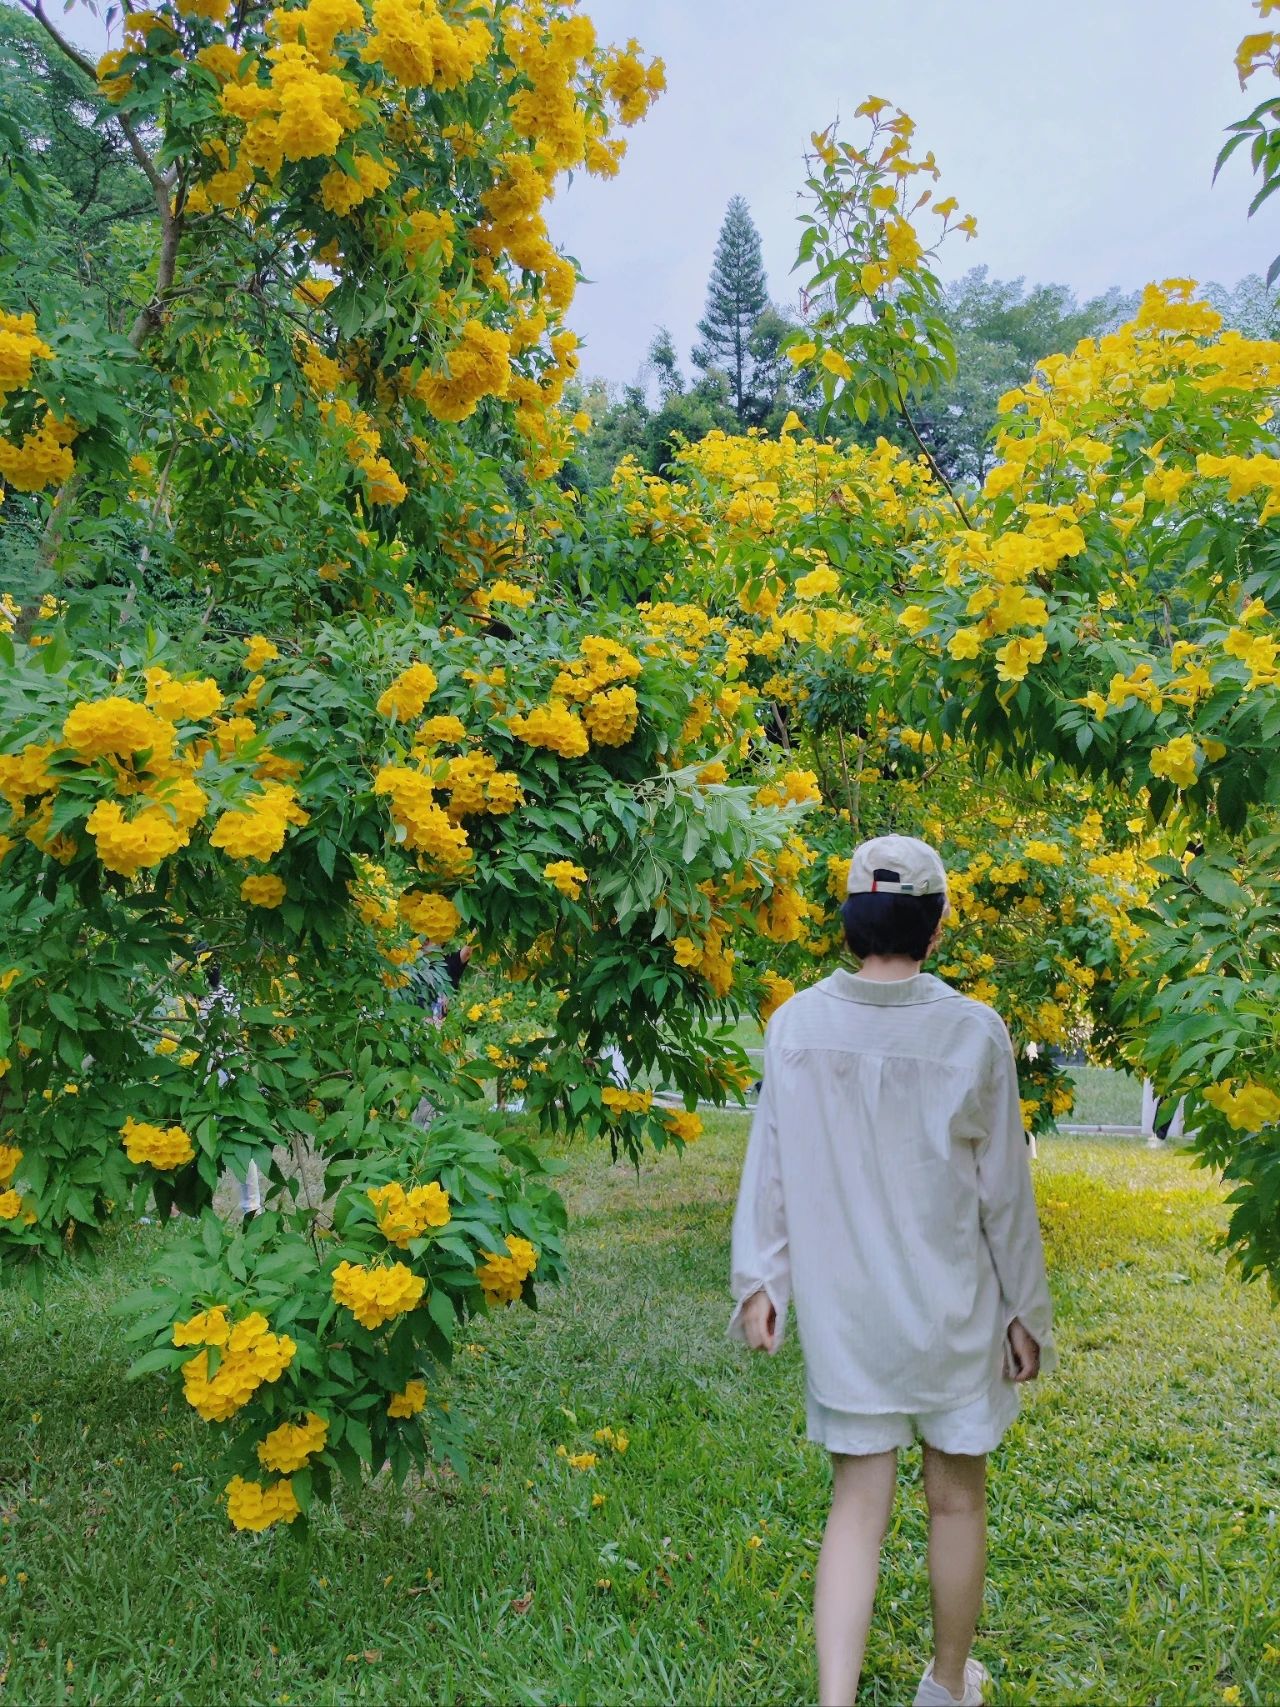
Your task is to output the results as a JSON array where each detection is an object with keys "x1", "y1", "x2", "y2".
[
  {"x1": 594, "y1": 66, "x2": 1280, "y2": 1279},
  {"x1": 2, "y1": 0, "x2": 1279, "y2": 1542},
  {"x1": 0, "y1": 0, "x2": 808, "y2": 1527}
]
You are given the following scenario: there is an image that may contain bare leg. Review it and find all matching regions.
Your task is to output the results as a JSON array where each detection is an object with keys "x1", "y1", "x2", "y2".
[
  {"x1": 814, "y1": 1448, "x2": 898, "y2": 1707},
  {"x1": 922, "y1": 1446, "x2": 987, "y2": 1699}
]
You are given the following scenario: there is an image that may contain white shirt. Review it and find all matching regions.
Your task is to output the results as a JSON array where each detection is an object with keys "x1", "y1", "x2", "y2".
[{"x1": 729, "y1": 969, "x2": 1057, "y2": 1413}]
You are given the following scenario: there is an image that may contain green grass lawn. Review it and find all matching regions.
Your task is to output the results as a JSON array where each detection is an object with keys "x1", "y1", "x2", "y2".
[
  {"x1": 3, "y1": 1122, "x2": 1279, "y2": 1705},
  {"x1": 1063, "y1": 1066, "x2": 1143, "y2": 1129}
]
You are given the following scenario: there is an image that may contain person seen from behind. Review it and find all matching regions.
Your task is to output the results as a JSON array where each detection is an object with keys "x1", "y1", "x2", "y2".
[{"x1": 729, "y1": 834, "x2": 1056, "y2": 1707}]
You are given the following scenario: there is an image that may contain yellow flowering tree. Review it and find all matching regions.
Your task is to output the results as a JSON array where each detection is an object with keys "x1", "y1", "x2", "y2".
[
  {"x1": 787, "y1": 96, "x2": 975, "y2": 447},
  {"x1": 630, "y1": 38, "x2": 1280, "y2": 1283},
  {"x1": 868, "y1": 50, "x2": 1280, "y2": 1264},
  {"x1": 602, "y1": 427, "x2": 1154, "y2": 1134},
  {"x1": 0, "y1": 0, "x2": 819, "y2": 1527}
]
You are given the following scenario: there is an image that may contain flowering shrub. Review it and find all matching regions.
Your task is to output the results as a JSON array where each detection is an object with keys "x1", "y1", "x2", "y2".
[
  {"x1": 598, "y1": 30, "x2": 1280, "y2": 1248},
  {"x1": 0, "y1": 1, "x2": 793, "y2": 1529}
]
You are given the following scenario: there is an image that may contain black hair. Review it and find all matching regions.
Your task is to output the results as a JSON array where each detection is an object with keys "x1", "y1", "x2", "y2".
[{"x1": 841, "y1": 891, "x2": 946, "y2": 963}]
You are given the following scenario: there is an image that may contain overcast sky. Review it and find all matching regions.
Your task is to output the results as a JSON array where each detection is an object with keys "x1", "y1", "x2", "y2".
[{"x1": 547, "y1": 0, "x2": 1271, "y2": 388}]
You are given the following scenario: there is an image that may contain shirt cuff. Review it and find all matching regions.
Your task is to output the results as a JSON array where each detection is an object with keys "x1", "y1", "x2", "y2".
[
  {"x1": 1003, "y1": 1305, "x2": 1058, "y2": 1376},
  {"x1": 727, "y1": 1281, "x2": 789, "y2": 1347}
]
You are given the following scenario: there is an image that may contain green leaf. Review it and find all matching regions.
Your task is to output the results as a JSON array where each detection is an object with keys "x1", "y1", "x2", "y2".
[
  {"x1": 345, "y1": 1415, "x2": 373, "y2": 1467},
  {"x1": 427, "y1": 1287, "x2": 456, "y2": 1339},
  {"x1": 1193, "y1": 865, "x2": 1250, "y2": 910},
  {"x1": 127, "y1": 1346, "x2": 183, "y2": 1380},
  {"x1": 46, "y1": 992, "x2": 80, "y2": 1030}
]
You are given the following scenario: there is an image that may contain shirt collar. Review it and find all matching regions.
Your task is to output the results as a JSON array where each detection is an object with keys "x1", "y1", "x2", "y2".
[{"x1": 820, "y1": 969, "x2": 961, "y2": 1007}]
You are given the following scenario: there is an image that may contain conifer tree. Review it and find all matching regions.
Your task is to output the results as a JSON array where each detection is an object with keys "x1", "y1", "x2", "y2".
[
  {"x1": 648, "y1": 326, "x2": 683, "y2": 400},
  {"x1": 692, "y1": 196, "x2": 770, "y2": 424}
]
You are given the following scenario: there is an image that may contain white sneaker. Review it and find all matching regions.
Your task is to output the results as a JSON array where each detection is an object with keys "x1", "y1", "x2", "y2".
[{"x1": 914, "y1": 1658, "x2": 991, "y2": 1706}]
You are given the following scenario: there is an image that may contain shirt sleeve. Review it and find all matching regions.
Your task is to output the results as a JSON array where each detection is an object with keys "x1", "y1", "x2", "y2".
[
  {"x1": 976, "y1": 1018, "x2": 1058, "y2": 1373},
  {"x1": 727, "y1": 1054, "x2": 791, "y2": 1347}
]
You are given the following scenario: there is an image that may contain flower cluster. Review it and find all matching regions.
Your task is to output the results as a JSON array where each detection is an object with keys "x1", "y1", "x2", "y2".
[
  {"x1": 244, "y1": 634, "x2": 280, "y2": 671},
  {"x1": 443, "y1": 753, "x2": 523, "y2": 816},
  {"x1": 373, "y1": 766, "x2": 472, "y2": 868},
  {"x1": 85, "y1": 798, "x2": 197, "y2": 880},
  {"x1": 1223, "y1": 623, "x2": 1280, "y2": 691},
  {"x1": 319, "y1": 150, "x2": 395, "y2": 215},
  {"x1": 543, "y1": 860, "x2": 587, "y2": 900},
  {"x1": 388, "y1": 1378, "x2": 428, "y2": 1417},
  {"x1": 144, "y1": 670, "x2": 224, "y2": 722},
  {"x1": 601, "y1": 1085, "x2": 652, "y2": 1115},
  {"x1": 670, "y1": 925, "x2": 735, "y2": 998},
  {"x1": 417, "y1": 714, "x2": 467, "y2": 747},
  {"x1": 756, "y1": 769, "x2": 822, "y2": 809},
  {"x1": 331, "y1": 1258, "x2": 426, "y2": 1328},
  {"x1": 257, "y1": 1410, "x2": 328, "y2": 1473},
  {"x1": 1150, "y1": 736, "x2": 1200, "y2": 790},
  {"x1": 363, "y1": 0, "x2": 491, "y2": 91},
  {"x1": 241, "y1": 873, "x2": 288, "y2": 907},
  {"x1": 397, "y1": 889, "x2": 460, "y2": 939},
  {"x1": 552, "y1": 636, "x2": 642, "y2": 703},
  {"x1": 794, "y1": 566, "x2": 840, "y2": 600},
  {"x1": 412, "y1": 319, "x2": 512, "y2": 424},
  {"x1": 476, "y1": 1234, "x2": 538, "y2": 1306},
  {"x1": 0, "y1": 312, "x2": 69, "y2": 489},
  {"x1": 583, "y1": 684, "x2": 639, "y2": 747},
  {"x1": 759, "y1": 971, "x2": 796, "y2": 1024},
  {"x1": 662, "y1": 1109, "x2": 703, "y2": 1144},
  {"x1": 377, "y1": 661, "x2": 438, "y2": 721},
  {"x1": 177, "y1": 1309, "x2": 297, "y2": 1422},
  {"x1": 0, "y1": 309, "x2": 53, "y2": 400},
  {"x1": 367, "y1": 1180, "x2": 451, "y2": 1247},
  {"x1": 0, "y1": 413, "x2": 76, "y2": 492},
  {"x1": 0, "y1": 741, "x2": 56, "y2": 814},
  {"x1": 484, "y1": 577, "x2": 534, "y2": 609},
  {"x1": 508, "y1": 701, "x2": 589, "y2": 758},
  {"x1": 1203, "y1": 1079, "x2": 1280, "y2": 1131},
  {"x1": 172, "y1": 1305, "x2": 232, "y2": 1346},
  {"x1": 210, "y1": 783, "x2": 309, "y2": 862},
  {"x1": 63, "y1": 697, "x2": 175, "y2": 763},
  {"x1": 224, "y1": 1474, "x2": 302, "y2": 1532},
  {"x1": 121, "y1": 1117, "x2": 195, "y2": 1170},
  {"x1": 219, "y1": 37, "x2": 361, "y2": 172}
]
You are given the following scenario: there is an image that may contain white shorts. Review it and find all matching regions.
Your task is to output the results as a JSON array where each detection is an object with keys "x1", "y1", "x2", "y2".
[{"x1": 806, "y1": 1377, "x2": 1020, "y2": 1458}]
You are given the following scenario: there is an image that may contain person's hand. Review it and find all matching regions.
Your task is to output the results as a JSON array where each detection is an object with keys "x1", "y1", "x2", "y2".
[
  {"x1": 1006, "y1": 1318, "x2": 1041, "y2": 1382},
  {"x1": 741, "y1": 1289, "x2": 779, "y2": 1354}
]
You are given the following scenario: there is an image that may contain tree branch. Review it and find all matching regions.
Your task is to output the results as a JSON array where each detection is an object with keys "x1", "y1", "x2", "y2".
[
  {"x1": 17, "y1": 0, "x2": 97, "y2": 78},
  {"x1": 128, "y1": 184, "x2": 183, "y2": 349},
  {"x1": 897, "y1": 389, "x2": 973, "y2": 528},
  {"x1": 769, "y1": 700, "x2": 791, "y2": 750},
  {"x1": 18, "y1": 0, "x2": 187, "y2": 572},
  {"x1": 118, "y1": 435, "x2": 182, "y2": 626},
  {"x1": 77, "y1": 198, "x2": 158, "y2": 233},
  {"x1": 22, "y1": 0, "x2": 187, "y2": 346},
  {"x1": 836, "y1": 727, "x2": 866, "y2": 839},
  {"x1": 19, "y1": 0, "x2": 170, "y2": 205}
]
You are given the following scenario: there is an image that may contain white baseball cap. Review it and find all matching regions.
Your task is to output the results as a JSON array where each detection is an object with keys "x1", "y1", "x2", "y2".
[{"x1": 846, "y1": 834, "x2": 950, "y2": 915}]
